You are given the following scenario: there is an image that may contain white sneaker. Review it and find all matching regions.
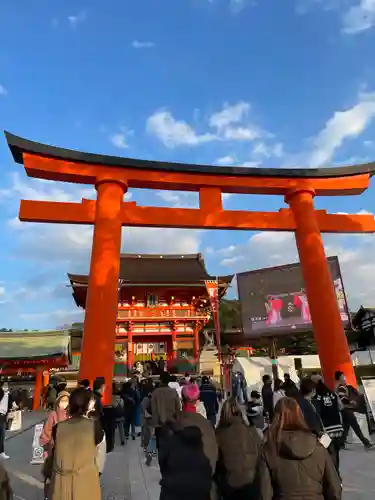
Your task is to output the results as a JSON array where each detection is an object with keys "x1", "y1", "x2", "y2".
[{"x1": 0, "y1": 453, "x2": 10, "y2": 460}]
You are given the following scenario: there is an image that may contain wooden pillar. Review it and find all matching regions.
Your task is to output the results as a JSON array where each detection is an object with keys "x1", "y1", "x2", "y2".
[
  {"x1": 172, "y1": 332, "x2": 178, "y2": 360},
  {"x1": 194, "y1": 326, "x2": 200, "y2": 364},
  {"x1": 165, "y1": 337, "x2": 172, "y2": 370},
  {"x1": 33, "y1": 368, "x2": 43, "y2": 411},
  {"x1": 43, "y1": 370, "x2": 50, "y2": 387},
  {"x1": 127, "y1": 333, "x2": 134, "y2": 374},
  {"x1": 286, "y1": 189, "x2": 356, "y2": 388},
  {"x1": 79, "y1": 178, "x2": 127, "y2": 405}
]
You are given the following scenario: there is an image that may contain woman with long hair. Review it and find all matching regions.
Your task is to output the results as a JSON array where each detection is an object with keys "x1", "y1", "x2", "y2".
[
  {"x1": 215, "y1": 397, "x2": 264, "y2": 500},
  {"x1": 49, "y1": 388, "x2": 104, "y2": 500},
  {"x1": 263, "y1": 397, "x2": 342, "y2": 500}
]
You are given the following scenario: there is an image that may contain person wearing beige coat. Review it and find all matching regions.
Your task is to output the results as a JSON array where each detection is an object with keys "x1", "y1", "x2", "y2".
[{"x1": 50, "y1": 388, "x2": 104, "y2": 500}]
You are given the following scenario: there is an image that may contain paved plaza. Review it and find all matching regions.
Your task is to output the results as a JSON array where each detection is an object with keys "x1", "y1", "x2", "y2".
[{"x1": 2, "y1": 413, "x2": 375, "y2": 500}]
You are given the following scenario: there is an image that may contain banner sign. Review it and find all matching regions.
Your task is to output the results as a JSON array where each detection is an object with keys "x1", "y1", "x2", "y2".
[
  {"x1": 205, "y1": 280, "x2": 221, "y2": 361},
  {"x1": 361, "y1": 377, "x2": 375, "y2": 433},
  {"x1": 30, "y1": 423, "x2": 44, "y2": 465}
]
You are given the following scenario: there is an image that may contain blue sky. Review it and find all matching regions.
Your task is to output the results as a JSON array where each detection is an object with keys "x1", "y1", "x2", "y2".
[{"x1": 1, "y1": 0, "x2": 375, "y2": 329}]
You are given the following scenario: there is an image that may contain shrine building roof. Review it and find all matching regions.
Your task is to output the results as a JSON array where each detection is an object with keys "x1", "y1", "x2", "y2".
[
  {"x1": 68, "y1": 253, "x2": 233, "y2": 286},
  {"x1": 0, "y1": 331, "x2": 70, "y2": 366},
  {"x1": 5, "y1": 131, "x2": 375, "y2": 179},
  {"x1": 68, "y1": 254, "x2": 232, "y2": 308}
]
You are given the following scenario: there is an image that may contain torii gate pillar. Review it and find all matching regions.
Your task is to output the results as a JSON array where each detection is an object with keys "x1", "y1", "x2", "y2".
[
  {"x1": 78, "y1": 178, "x2": 127, "y2": 404},
  {"x1": 286, "y1": 189, "x2": 356, "y2": 388}
]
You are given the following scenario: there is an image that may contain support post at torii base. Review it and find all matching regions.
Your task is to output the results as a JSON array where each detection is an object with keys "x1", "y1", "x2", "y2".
[
  {"x1": 78, "y1": 178, "x2": 127, "y2": 405},
  {"x1": 286, "y1": 189, "x2": 356, "y2": 388}
]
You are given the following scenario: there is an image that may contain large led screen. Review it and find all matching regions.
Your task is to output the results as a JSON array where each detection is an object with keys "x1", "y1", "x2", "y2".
[{"x1": 237, "y1": 256, "x2": 349, "y2": 337}]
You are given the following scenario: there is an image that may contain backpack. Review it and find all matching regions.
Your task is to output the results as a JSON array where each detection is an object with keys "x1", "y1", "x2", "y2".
[{"x1": 113, "y1": 395, "x2": 125, "y2": 418}]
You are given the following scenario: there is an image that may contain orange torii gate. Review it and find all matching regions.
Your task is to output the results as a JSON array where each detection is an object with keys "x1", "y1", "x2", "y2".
[{"x1": 5, "y1": 131, "x2": 375, "y2": 404}]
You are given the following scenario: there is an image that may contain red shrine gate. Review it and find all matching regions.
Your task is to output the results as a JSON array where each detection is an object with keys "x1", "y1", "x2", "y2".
[{"x1": 5, "y1": 131, "x2": 375, "y2": 404}]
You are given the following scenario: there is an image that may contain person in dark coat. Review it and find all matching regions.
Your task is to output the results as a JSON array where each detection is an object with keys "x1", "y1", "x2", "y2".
[
  {"x1": 159, "y1": 425, "x2": 213, "y2": 500},
  {"x1": 262, "y1": 374, "x2": 274, "y2": 423},
  {"x1": 334, "y1": 371, "x2": 372, "y2": 449},
  {"x1": 298, "y1": 378, "x2": 324, "y2": 437},
  {"x1": 0, "y1": 464, "x2": 12, "y2": 500},
  {"x1": 151, "y1": 372, "x2": 181, "y2": 458},
  {"x1": 262, "y1": 397, "x2": 342, "y2": 500},
  {"x1": 92, "y1": 378, "x2": 105, "y2": 418},
  {"x1": 312, "y1": 376, "x2": 344, "y2": 474},
  {"x1": 215, "y1": 397, "x2": 264, "y2": 500},
  {"x1": 159, "y1": 385, "x2": 218, "y2": 500},
  {"x1": 121, "y1": 381, "x2": 139, "y2": 440},
  {"x1": 199, "y1": 376, "x2": 219, "y2": 427},
  {"x1": 282, "y1": 373, "x2": 299, "y2": 398}
]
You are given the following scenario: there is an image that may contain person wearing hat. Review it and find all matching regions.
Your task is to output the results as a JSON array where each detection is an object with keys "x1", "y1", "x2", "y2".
[{"x1": 40, "y1": 391, "x2": 70, "y2": 500}]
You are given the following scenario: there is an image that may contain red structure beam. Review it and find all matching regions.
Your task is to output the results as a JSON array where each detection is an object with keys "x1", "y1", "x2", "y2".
[
  {"x1": 20, "y1": 153, "x2": 372, "y2": 196},
  {"x1": 19, "y1": 199, "x2": 375, "y2": 233}
]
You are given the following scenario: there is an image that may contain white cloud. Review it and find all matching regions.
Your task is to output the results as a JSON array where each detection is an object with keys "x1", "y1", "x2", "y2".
[
  {"x1": 20, "y1": 309, "x2": 84, "y2": 325},
  {"x1": 109, "y1": 127, "x2": 133, "y2": 149},
  {"x1": 0, "y1": 172, "x2": 96, "y2": 203},
  {"x1": 215, "y1": 155, "x2": 236, "y2": 165},
  {"x1": 306, "y1": 91, "x2": 375, "y2": 167},
  {"x1": 223, "y1": 126, "x2": 261, "y2": 141},
  {"x1": 146, "y1": 110, "x2": 216, "y2": 148},
  {"x1": 343, "y1": 0, "x2": 375, "y2": 34},
  {"x1": 207, "y1": 0, "x2": 254, "y2": 14},
  {"x1": 4, "y1": 174, "x2": 200, "y2": 262},
  {"x1": 209, "y1": 102, "x2": 250, "y2": 129},
  {"x1": 0, "y1": 173, "x2": 132, "y2": 206},
  {"x1": 147, "y1": 102, "x2": 269, "y2": 148},
  {"x1": 132, "y1": 40, "x2": 155, "y2": 49},
  {"x1": 298, "y1": 0, "x2": 375, "y2": 34},
  {"x1": 229, "y1": 0, "x2": 251, "y2": 13},
  {"x1": 0, "y1": 84, "x2": 7, "y2": 97},
  {"x1": 68, "y1": 11, "x2": 87, "y2": 28},
  {"x1": 253, "y1": 141, "x2": 284, "y2": 158}
]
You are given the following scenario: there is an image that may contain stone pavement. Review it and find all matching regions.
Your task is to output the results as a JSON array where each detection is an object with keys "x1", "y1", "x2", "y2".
[
  {"x1": 6, "y1": 410, "x2": 47, "y2": 442},
  {"x1": 2, "y1": 423, "x2": 375, "y2": 500}
]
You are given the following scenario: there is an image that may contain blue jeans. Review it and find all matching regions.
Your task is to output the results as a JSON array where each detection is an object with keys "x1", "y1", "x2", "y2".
[{"x1": 147, "y1": 434, "x2": 156, "y2": 453}]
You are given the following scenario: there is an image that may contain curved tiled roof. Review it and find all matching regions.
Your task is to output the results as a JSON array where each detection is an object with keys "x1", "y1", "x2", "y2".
[
  {"x1": 68, "y1": 254, "x2": 232, "y2": 308},
  {"x1": 5, "y1": 132, "x2": 375, "y2": 178}
]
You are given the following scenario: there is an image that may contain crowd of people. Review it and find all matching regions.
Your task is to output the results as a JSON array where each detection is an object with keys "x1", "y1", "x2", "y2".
[{"x1": 0, "y1": 368, "x2": 372, "y2": 500}]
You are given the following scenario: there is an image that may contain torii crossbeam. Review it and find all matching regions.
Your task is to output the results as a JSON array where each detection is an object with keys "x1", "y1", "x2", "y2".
[{"x1": 5, "y1": 131, "x2": 375, "y2": 403}]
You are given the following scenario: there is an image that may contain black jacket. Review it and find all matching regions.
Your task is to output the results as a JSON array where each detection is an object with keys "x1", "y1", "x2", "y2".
[
  {"x1": 262, "y1": 430, "x2": 342, "y2": 500},
  {"x1": 199, "y1": 383, "x2": 219, "y2": 417},
  {"x1": 93, "y1": 390, "x2": 104, "y2": 417},
  {"x1": 216, "y1": 416, "x2": 263, "y2": 499},
  {"x1": 313, "y1": 387, "x2": 343, "y2": 438},
  {"x1": 297, "y1": 396, "x2": 324, "y2": 436},
  {"x1": 262, "y1": 384, "x2": 274, "y2": 421},
  {"x1": 121, "y1": 387, "x2": 139, "y2": 418},
  {"x1": 159, "y1": 419, "x2": 215, "y2": 500},
  {"x1": 0, "y1": 464, "x2": 12, "y2": 500}
]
